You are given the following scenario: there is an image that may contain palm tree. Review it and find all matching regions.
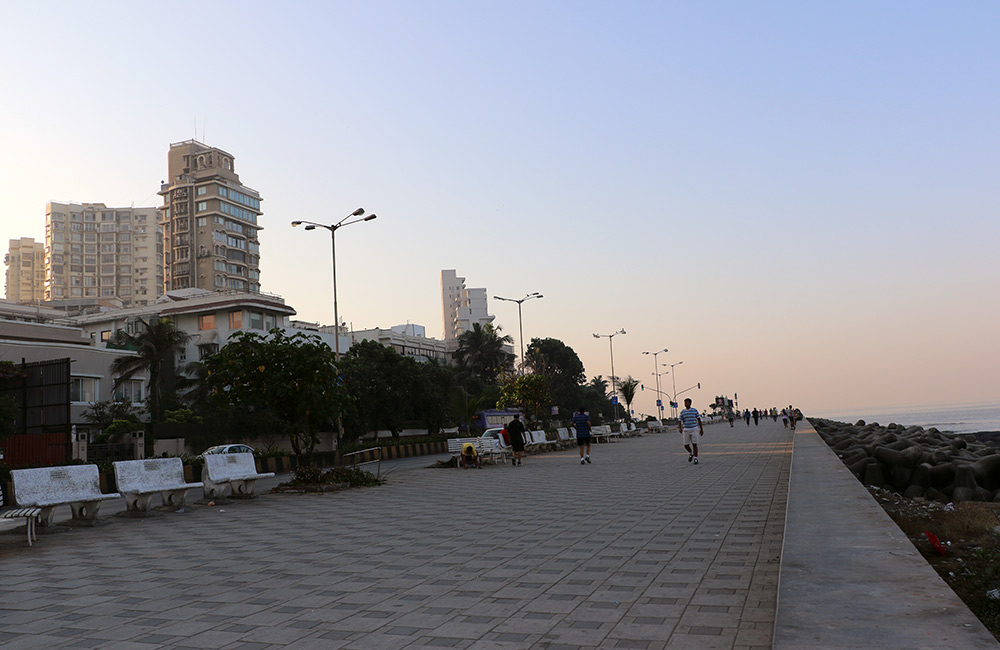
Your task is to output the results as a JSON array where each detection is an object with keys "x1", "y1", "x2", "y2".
[
  {"x1": 454, "y1": 322, "x2": 514, "y2": 386},
  {"x1": 110, "y1": 318, "x2": 190, "y2": 422},
  {"x1": 618, "y1": 376, "x2": 640, "y2": 422}
]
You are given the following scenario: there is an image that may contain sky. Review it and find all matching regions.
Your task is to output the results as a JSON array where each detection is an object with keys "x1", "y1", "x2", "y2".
[{"x1": 1, "y1": 1, "x2": 998, "y2": 419}]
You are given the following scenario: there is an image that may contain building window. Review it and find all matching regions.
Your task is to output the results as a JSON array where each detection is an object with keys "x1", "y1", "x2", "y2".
[
  {"x1": 71, "y1": 377, "x2": 98, "y2": 403},
  {"x1": 198, "y1": 314, "x2": 216, "y2": 330},
  {"x1": 114, "y1": 379, "x2": 144, "y2": 404},
  {"x1": 101, "y1": 330, "x2": 112, "y2": 342},
  {"x1": 249, "y1": 312, "x2": 264, "y2": 329},
  {"x1": 197, "y1": 186, "x2": 207, "y2": 196},
  {"x1": 229, "y1": 310, "x2": 242, "y2": 329},
  {"x1": 196, "y1": 201, "x2": 207, "y2": 212},
  {"x1": 198, "y1": 343, "x2": 219, "y2": 359}
]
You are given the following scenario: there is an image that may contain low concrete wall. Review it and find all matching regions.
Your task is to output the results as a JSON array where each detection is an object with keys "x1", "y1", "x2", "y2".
[{"x1": 773, "y1": 420, "x2": 999, "y2": 649}]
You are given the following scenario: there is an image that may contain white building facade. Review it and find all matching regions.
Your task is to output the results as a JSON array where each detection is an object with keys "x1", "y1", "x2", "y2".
[{"x1": 441, "y1": 269, "x2": 495, "y2": 341}]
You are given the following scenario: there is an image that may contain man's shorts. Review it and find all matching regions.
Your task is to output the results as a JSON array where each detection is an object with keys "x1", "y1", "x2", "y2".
[
  {"x1": 682, "y1": 429, "x2": 700, "y2": 445},
  {"x1": 577, "y1": 435, "x2": 591, "y2": 447}
]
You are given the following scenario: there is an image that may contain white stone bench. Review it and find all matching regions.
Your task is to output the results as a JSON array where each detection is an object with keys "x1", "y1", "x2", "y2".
[
  {"x1": 525, "y1": 430, "x2": 556, "y2": 452},
  {"x1": 647, "y1": 420, "x2": 664, "y2": 433},
  {"x1": 447, "y1": 438, "x2": 506, "y2": 465},
  {"x1": 591, "y1": 425, "x2": 612, "y2": 442},
  {"x1": 556, "y1": 427, "x2": 574, "y2": 447},
  {"x1": 11, "y1": 465, "x2": 120, "y2": 527},
  {"x1": 114, "y1": 458, "x2": 204, "y2": 512},
  {"x1": 202, "y1": 453, "x2": 274, "y2": 499}
]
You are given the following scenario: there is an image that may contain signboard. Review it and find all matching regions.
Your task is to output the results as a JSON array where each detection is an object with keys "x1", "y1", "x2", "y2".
[
  {"x1": 611, "y1": 396, "x2": 618, "y2": 405},
  {"x1": 656, "y1": 399, "x2": 662, "y2": 407}
]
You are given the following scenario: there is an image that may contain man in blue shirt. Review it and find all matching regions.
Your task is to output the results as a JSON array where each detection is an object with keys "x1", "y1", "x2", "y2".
[
  {"x1": 678, "y1": 398, "x2": 704, "y2": 464},
  {"x1": 572, "y1": 407, "x2": 592, "y2": 464}
]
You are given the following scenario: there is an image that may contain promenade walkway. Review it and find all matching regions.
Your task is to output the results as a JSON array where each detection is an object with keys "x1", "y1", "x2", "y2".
[{"x1": 1, "y1": 420, "x2": 790, "y2": 649}]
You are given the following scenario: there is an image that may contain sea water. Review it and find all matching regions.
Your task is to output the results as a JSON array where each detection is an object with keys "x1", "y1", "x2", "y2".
[{"x1": 815, "y1": 402, "x2": 1000, "y2": 435}]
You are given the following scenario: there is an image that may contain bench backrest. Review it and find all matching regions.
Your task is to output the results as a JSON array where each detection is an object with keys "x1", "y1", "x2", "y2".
[
  {"x1": 556, "y1": 427, "x2": 571, "y2": 441},
  {"x1": 204, "y1": 452, "x2": 258, "y2": 481},
  {"x1": 114, "y1": 457, "x2": 187, "y2": 492},
  {"x1": 476, "y1": 438, "x2": 500, "y2": 453},
  {"x1": 12, "y1": 464, "x2": 104, "y2": 506},
  {"x1": 529, "y1": 430, "x2": 547, "y2": 445},
  {"x1": 448, "y1": 438, "x2": 481, "y2": 453},
  {"x1": 592, "y1": 425, "x2": 611, "y2": 435}
]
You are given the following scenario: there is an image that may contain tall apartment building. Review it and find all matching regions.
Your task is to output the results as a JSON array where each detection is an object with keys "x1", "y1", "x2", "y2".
[
  {"x1": 5, "y1": 237, "x2": 46, "y2": 302},
  {"x1": 158, "y1": 140, "x2": 262, "y2": 293},
  {"x1": 44, "y1": 203, "x2": 163, "y2": 306},
  {"x1": 441, "y1": 269, "x2": 495, "y2": 340}
]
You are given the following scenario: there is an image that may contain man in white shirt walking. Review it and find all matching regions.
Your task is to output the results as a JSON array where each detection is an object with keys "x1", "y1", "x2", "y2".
[{"x1": 678, "y1": 398, "x2": 705, "y2": 464}]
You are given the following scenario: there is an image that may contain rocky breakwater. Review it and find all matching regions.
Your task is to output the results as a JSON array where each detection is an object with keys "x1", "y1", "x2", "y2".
[{"x1": 812, "y1": 418, "x2": 1000, "y2": 503}]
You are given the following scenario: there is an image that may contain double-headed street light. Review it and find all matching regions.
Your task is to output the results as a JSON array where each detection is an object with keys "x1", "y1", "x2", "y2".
[
  {"x1": 594, "y1": 329, "x2": 626, "y2": 420},
  {"x1": 494, "y1": 292, "x2": 542, "y2": 374},
  {"x1": 642, "y1": 347, "x2": 668, "y2": 421},
  {"x1": 666, "y1": 360, "x2": 684, "y2": 418},
  {"x1": 291, "y1": 208, "x2": 377, "y2": 361}
]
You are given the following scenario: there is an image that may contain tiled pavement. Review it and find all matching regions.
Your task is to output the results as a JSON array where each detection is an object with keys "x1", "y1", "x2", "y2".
[{"x1": 0, "y1": 420, "x2": 792, "y2": 649}]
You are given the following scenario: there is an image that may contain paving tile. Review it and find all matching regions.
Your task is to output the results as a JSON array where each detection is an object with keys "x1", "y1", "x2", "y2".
[{"x1": 0, "y1": 422, "x2": 792, "y2": 650}]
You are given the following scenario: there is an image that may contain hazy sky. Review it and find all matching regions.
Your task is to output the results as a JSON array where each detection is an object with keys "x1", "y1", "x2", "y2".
[{"x1": 2, "y1": 2, "x2": 998, "y2": 418}]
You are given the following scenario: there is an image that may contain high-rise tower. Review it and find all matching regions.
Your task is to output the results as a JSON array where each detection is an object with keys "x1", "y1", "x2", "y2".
[
  {"x1": 43, "y1": 203, "x2": 162, "y2": 306},
  {"x1": 158, "y1": 141, "x2": 262, "y2": 293},
  {"x1": 5, "y1": 237, "x2": 46, "y2": 302}
]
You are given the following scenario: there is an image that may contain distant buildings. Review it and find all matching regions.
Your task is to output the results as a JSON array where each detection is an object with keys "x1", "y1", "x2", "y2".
[
  {"x1": 43, "y1": 202, "x2": 162, "y2": 307},
  {"x1": 441, "y1": 269, "x2": 495, "y2": 341},
  {"x1": 158, "y1": 140, "x2": 262, "y2": 294},
  {"x1": 4, "y1": 237, "x2": 45, "y2": 302},
  {"x1": 69, "y1": 288, "x2": 295, "y2": 364},
  {"x1": 352, "y1": 324, "x2": 448, "y2": 363}
]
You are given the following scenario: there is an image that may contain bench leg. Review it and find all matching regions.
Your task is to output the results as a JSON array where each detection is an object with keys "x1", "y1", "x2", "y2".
[
  {"x1": 203, "y1": 478, "x2": 228, "y2": 500},
  {"x1": 124, "y1": 493, "x2": 153, "y2": 512},
  {"x1": 27, "y1": 515, "x2": 35, "y2": 546},
  {"x1": 161, "y1": 489, "x2": 189, "y2": 507},
  {"x1": 70, "y1": 500, "x2": 102, "y2": 522},
  {"x1": 36, "y1": 506, "x2": 56, "y2": 528},
  {"x1": 231, "y1": 479, "x2": 258, "y2": 497}
]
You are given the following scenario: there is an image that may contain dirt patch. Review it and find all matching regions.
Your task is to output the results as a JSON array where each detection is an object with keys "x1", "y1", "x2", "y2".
[{"x1": 871, "y1": 486, "x2": 1000, "y2": 640}]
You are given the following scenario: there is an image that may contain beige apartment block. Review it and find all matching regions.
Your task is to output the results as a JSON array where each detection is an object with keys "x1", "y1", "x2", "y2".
[
  {"x1": 5, "y1": 237, "x2": 46, "y2": 302},
  {"x1": 158, "y1": 140, "x2": 262, "y2": 294},
  {"x1": 44, "y1": 203, "x2": 163, "y2": 307}
]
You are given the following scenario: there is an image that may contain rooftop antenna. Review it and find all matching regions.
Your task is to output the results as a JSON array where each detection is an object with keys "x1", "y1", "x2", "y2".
[{"x1": 202, "y1": 117, "x2": 206, "y2": 143}]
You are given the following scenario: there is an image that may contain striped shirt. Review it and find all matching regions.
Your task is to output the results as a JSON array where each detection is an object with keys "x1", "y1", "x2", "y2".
[
  {"x1": 679, "y1": 407, "x2": 701, "y2": 431},
  {"x1": 572, "y1": 412, "x2": 591, "y2": 436}
]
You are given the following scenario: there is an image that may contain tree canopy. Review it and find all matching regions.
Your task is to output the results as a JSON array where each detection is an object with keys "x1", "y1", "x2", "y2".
[
  {"x1": 202, "y1": 329, "x2": 348, "y2": 459},
  {"x1": 453, "y1": 322, "x2": 514, "y2": 389},
  {"x1": 497, "y1": 373, "x2": 551, "y2": 425},
  {"x1": 525, "y1": 337, "x2": 585, "y2": 413}
]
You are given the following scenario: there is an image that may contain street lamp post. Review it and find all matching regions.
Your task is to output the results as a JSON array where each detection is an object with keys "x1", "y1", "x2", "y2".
[
  {"x1": 642, "y1": 348, "x2": 668, "y2": 421},
  {"x1": 666, "y1": 361, "x2": 683, "y2": 418},
  {"x1": 493, "y1": 292, "x2": 542, "y2": 374},
  {"x1": 593, "y1": 329, "x2": 626, "y2": 420},
  {"x1": 291, "y1": 208, "x2": 377, "y2": 361}
]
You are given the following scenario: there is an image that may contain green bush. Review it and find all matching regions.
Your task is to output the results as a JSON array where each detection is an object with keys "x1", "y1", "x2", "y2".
[{"x1": 290, "y1": 464, "x2": 383, "y2": 487}]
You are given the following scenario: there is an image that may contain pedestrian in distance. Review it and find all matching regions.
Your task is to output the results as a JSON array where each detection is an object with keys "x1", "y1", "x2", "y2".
[
  {"x1": 727, "y1": 410, "x2": 735, "y2": 427},
  {"x1": 781, "y1": 409, "x2": 789, "y2": 428},
  {"x1": 679, "y1": 398, "x2": 704, "y2": 464},
  {"x1": 572, "y1": 407, "x2": 592, "y2": 464},
  {"x1": 788, "y1": 405, "x2": 797, "y2": 431},
  {"x1": 506, "y1": 414, "x2": 526, "y2": 466},
  {"x1": 752, "y1": 408, "x2": 760, "y2": 426},
  {"x1": 744, "y1": 409, "x2": 751, "y2": 426}
]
